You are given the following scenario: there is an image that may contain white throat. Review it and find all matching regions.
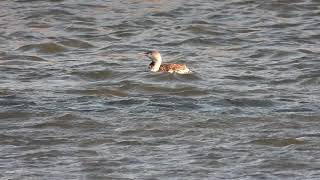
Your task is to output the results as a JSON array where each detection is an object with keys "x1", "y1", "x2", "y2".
[{"x1": 150, "y1": 57, "x2": 162, "y2": 72}]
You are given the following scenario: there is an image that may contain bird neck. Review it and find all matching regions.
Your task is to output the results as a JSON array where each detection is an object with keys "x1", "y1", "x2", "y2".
[{"x1": 150, "y1": 57, "x2": 162, "y2": 72}]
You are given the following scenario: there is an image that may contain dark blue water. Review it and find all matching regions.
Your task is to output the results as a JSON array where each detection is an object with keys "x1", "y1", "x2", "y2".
[{"x1": 1, "y1": 0, "x2": 320, "y2": 179}]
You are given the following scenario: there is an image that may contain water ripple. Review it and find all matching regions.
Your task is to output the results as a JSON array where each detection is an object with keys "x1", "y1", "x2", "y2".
[
  {"x1": 1, "y1": 0, "x2": 320, "y2": 179},
  {"x1": 17, "y1": 42, "x2": 68, "y2": 54}
]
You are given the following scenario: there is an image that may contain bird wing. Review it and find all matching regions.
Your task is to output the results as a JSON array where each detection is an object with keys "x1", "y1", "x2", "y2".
[{"x1": 159, "y1": 64, "x2": 187, "y2": 72}]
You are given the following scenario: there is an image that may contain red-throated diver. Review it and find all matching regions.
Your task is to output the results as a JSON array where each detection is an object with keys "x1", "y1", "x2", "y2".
[{"x1": 143, "y1": 50, "x2": 191, "y2": 74}]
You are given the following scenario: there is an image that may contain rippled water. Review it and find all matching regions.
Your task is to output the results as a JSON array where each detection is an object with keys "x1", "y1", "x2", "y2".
[{"x1": 1, "y1": 0, "x2": 320, "y2": 179}]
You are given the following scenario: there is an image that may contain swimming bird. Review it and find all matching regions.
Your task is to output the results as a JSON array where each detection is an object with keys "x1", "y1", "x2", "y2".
[{"x1": 143, "y1": 50, "x2": 191, "y2": 74}]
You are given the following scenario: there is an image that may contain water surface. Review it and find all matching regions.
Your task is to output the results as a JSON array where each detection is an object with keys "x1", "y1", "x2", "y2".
[{"x1": 1, "y1": 0, "x2": 320, "y2": 179}]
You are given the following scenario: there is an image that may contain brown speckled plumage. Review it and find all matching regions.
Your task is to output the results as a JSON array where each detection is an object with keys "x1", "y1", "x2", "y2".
[{"x1": 149, "y1": 62, "x2": 188, "y2": 72}]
